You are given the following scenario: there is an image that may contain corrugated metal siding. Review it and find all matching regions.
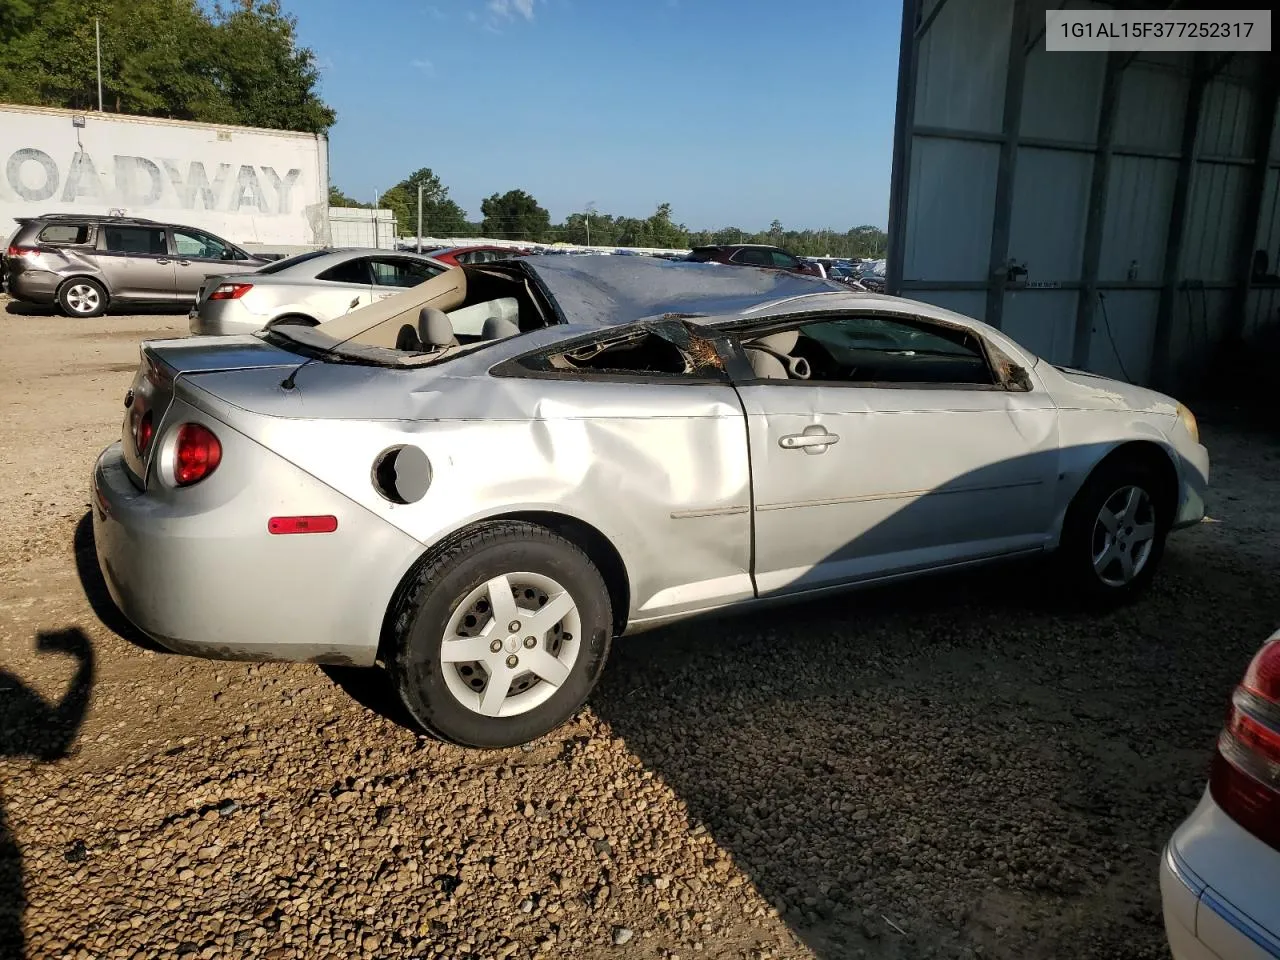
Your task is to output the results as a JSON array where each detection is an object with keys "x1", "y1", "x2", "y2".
[
  {"x1": 1258, "y1": 167, "x2": 1280, "y2": 261},
  {"x1": 1002, "y1": 290, "x2": 1078, "y2": 363},
  {"x1": 1021, "y1": 49, "x2": 1104, "y2": 143},
  {"x1": 1098, "y1": 156, "x2": 1177, "y2": 282},
  {"x1": 1182, "y1": 164, "x2": 1248, "y2": 281},
  {"x1": 914, "y1": 0, "x2": 1009, "y2": 133},
  {"x1": 908, "y1": 290, "x2": 988, "y2": 321},
  {"x1": 1008, "y1": 147, "x2": 1091, "y2": 280},
  {"x1": 904, "y1": 137, "x2": 999, "y2": 281},
  {"x1": 1114, "y1": 59, "x2": 1188, "y2": 153},
  {"x1": 1244, "y1": 288, "x2": 1280, "y2": 340},
  {"x1": 1167, "y1": 288, "x2": 1232, "y2": 382},
  {"x1": 1085, "y1": 290, "x2": 1158, "y2": 383},
  {"x1": 1199, "y1": 78, "x2": 1255, "y2": 158}
]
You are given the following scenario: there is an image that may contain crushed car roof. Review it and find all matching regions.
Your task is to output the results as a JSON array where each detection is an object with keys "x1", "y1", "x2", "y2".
[{"x1": 516, "y1": 254, "x2": 844, "y2": 328}]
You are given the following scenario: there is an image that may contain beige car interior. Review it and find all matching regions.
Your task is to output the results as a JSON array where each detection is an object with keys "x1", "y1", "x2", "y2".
[
  {"x1": 309, "y1": 265, "x2": 544, "y2": 364},
  {"x1": 743, "y1": 330, "x2": 811, "y2": 380}
]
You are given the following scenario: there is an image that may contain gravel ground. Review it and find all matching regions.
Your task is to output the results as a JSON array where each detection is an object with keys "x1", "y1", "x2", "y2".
[{"x1": 1, "y1": 299, "x2": 1278, "y2": 960}]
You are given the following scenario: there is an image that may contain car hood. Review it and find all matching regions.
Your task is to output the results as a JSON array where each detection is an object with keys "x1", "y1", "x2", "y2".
[
  {"x1": 516, "y1": 253, "x2": 844, "y2": 326},
  {"x1": 1037, "y1": 361, "x2": 1178, "y2": 415}
]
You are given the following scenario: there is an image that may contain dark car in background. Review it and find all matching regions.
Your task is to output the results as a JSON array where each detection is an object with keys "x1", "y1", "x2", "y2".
[
  {"x1": 683, "y1": 244, "x2": 823, "y2": 276},
  {"x1": 3, "y1": 214, "x2": 267, "y2": 317}
]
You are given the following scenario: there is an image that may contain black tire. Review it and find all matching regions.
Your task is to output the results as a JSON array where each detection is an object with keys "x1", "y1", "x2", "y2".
[
  {"x1": 387, "y1": 521, "x2": 613, "y2": 749},
  {"x1": 57, "y1": 278, "x2": 108, "y2": 318},
  {"x1": 1058, "y1": 455, "x2": 1169, "y2": 606}
]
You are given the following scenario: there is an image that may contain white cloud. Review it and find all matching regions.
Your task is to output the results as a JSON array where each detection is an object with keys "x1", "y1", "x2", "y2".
[
  {"x1": 486, "y1": 0, "x2": 537, "y2": 25},
  {"x1": 411, "y1": 58, "x2": 435, "y2": 75}
]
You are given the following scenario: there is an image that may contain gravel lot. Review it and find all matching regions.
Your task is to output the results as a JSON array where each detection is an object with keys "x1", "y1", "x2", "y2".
[{"x1": 1, "y1": 299, "x2": 1278, "y2": 960}]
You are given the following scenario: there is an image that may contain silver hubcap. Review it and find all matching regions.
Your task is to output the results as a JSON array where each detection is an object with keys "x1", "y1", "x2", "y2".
[
  {"x1": 66, "y1": 284, "x2": 100, "y2": 314},
  {"x1": 440, "y1": 572, "x2": 581, "y2": 718},
  {"x1": 1092, "y1": 485, "x2": 1156, "y2": 587}
]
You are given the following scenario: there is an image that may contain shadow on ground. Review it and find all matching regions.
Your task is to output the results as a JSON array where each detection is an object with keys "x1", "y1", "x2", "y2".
[
  {"x1": 0, "y1": 629, "x2": 96, "y2": 959},
  {"x1": 591, "y1": 546, "x2": 1275, "y2": 959}
]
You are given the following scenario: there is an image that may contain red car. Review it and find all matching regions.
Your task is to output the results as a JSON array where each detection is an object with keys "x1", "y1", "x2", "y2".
[
  {"x1": 683, "y1": 244, "x2": 823, "y2": 276},
  {"x1": 423, "y1": 245, "x2": 531, "y2": 267}
]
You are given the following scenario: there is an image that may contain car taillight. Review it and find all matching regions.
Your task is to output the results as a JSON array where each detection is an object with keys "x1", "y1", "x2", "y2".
[
  {"x1": 208, "y1": 283, "x2": 252, "y2": 300},
  {"x1": 6, "y1": 244, "x2": 39, "y2": 258},
  {"x1": 1210, "y1": 637, "x2": 1280, "y2": 852},
  {"x1": 135, "y1": 410, "x2": 154, "y2": 455},
  {"x1": 173, "y1": 423, "x2": 222, "y2": 486}
]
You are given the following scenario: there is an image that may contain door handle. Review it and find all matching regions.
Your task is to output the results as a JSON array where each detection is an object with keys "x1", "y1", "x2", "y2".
[
  {"x1": 156, "y1": 258, "x2": 170, "y2": 264},
  {"x1": 780, "y1": 428, "x2": 840, "y2": 454},
  {"x1": 177, "y1": 259, "x2": 190, "y2": 266}
]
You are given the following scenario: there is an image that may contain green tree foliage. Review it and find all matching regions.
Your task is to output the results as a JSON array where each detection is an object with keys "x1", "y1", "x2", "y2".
[
  {"x1": 0, "y1": 0, "x2": 334, "y2": 133},
  {"x1": 380, "y1": 168, "x2": 471, "y2": 238},
  {"x1": 480, "y1": 189, "x2": 552, "y2": 242},
  {"x1": 328, "y1": 185, "x2": 368, "y2": 208}
]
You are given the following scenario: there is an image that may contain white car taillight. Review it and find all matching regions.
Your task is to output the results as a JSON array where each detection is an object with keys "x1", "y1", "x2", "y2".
[{"x1": 1210, "y1": 636, "x2": 1280, "y2": 852}]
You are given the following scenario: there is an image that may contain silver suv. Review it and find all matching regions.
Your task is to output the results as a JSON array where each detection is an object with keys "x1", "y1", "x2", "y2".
[{"x1": 3, "y1": 214, "x2": 268, "y2": 317}]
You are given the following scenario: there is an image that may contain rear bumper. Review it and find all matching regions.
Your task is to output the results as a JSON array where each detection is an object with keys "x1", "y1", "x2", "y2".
[
  {"x1": 92, "y1": 438, "x2": 423, "y2": 667},
  {"x1": 6, "y1": 268, "x2": 60, "y2": 304},
  {"x1": 1161, "y1": 790, "x2": 1280, "y2": 959},
  {"x1": 190, "y1": 300, "x2": 266, "y2": 336}
]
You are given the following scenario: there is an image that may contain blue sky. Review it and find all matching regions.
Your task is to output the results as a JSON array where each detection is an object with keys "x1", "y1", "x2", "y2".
[{"x1": 288, "y1": 0, "x2": 901, "y2": 231}]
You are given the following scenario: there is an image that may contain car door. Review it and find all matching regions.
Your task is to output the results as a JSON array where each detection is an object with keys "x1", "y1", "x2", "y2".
[
  {"x1": 367, "y1": 256, "x2": 446, "y2": 302},
  {"x1": 722, "y1": 311, "x2": 1060, "y2": 597},
  {"x1": 311, "y1": 256, "x2": 377, "y2": 316},
  {"x1": 492, "y1": 320, "x2": 754, "y2": 624},
  {"x1": 170, "y1": 227, "x2": 246, "y2": 298},
  {"x1": 96, "y1": 224, "x2": 176, "y2": 301}
]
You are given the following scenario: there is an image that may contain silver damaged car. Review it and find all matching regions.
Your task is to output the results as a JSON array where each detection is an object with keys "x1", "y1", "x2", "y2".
[{"x1": 92, "y1": 256, "x2": 1210, "y2": 747}]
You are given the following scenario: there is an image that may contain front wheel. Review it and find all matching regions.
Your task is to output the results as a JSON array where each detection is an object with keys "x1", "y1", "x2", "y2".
[
  {"x1": 1058, "y1": 457, "x2": 1168, "y2": 605},
  {"x1": 387, "y1": 522, "x2": 613, "y2": 748}
]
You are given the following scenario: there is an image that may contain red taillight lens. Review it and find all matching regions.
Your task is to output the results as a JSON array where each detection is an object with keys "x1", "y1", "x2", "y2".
[
  {"x1": 173, "y1": 423, "x2": 222, "y2": 486},
  {"x1": 135, "y1": 410, "x2": 154, "y2": 454},
  {"x1": 6, "y1": 244, "x2": 38, "y2": 258},
  {"x1": 208, "y1": 283, "x2": 252, "y2": 300},
  {"x1": 1211, "y1": 639, "x2": 1280, "y2": 852}
]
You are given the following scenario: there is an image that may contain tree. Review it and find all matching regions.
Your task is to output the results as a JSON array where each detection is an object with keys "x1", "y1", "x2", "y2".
[
  {"x1": 387, "y1": 168, "x2": 471, "y2": 238},
  {"x1": 480, "y1": 190, "x2": 551, "y2": 242},
  {"x1": 328, "y1": 185, "x2": 368, "y2": 208},
  {"x1": 0, "y1": 0, "x2": 334, "y2": 132}
]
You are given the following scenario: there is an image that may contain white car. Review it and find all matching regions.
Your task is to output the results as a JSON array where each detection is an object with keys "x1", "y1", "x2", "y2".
[
  {"x1": 189, "y1": 248, "x2": 448, "y2": 336},
  {"x1": 1162, "y1": 629, "x2": 1280, "y2": 959}
]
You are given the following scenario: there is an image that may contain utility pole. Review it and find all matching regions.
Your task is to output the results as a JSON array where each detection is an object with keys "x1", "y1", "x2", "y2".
[
  {"x1": 416, "y1": 182, "x2": 424, "y2": 253},
  {"x1": 585, "y1": 201, "x2": 596, "y2": 248},
  {"x1": 95, "y1": 18, "x2": 103, "y2": 111},
  {"x1": 373, "y1": 190, "x2": 380, "y2": 248}
]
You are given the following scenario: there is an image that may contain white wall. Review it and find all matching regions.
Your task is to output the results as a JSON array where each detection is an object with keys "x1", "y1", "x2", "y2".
[{"x1": 0, "y1": 104, "x2": 329, "y2": 248}]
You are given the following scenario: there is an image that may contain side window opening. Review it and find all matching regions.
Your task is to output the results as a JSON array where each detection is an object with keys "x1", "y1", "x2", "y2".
[
  {"x1": 316, "y1": 259, "x2": 371, "y2": 285},
  {"x1": 517, "y1": 325, "x2": 726, "y2": 378},
  {"x1": 38, "y1": 223, "x2": 90, "y2": 244},
  {"x1": 735, "y1": 314, "x2": 1000, "y2": 387}
]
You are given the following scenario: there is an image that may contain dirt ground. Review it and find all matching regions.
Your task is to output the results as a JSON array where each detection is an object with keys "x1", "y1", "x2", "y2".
[{"x1": 1, "y1": 299, "x2": 1278, "y2": 960}]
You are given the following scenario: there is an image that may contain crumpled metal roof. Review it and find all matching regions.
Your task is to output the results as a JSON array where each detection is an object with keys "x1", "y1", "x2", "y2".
[{"x1": 517, "y1": 254, "x2": 845, "y2": 327}]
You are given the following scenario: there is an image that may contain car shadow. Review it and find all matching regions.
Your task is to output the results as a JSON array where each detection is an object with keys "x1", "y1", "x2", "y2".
[
  {"x1": 72, "y1": 511, "x2": 168, "y2": 655},
  {"x1": 319, "y1": 665, "x2": 421, "y2": 731},
  {"x1": 0, "y1": 628, "x2": 96, "y2": 960},
  {"x1": 2, "y1": 300, "x2": 190, "y2": 318}
]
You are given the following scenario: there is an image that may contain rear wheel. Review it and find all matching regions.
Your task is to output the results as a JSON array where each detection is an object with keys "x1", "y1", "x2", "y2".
[
  {"x1": 1059, "y1": 456, "x2": 1168, "y2": 604},
  {"x1": 58, "y1": 278, "x2": 107, "y2": 318},
  {"x1": 387, "y1": 522, "x2": 613, "y2": 748}
]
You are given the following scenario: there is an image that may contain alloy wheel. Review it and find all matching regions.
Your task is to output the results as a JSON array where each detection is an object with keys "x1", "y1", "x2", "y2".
[
  {"x1": 1091, "y1": 485, "x2": 1157, "y2": 587},
  {"x1": 439, "y1": 572, "x2": 581, "y2": 718}
]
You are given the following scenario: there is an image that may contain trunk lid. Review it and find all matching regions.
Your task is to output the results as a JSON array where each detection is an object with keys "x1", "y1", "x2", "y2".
[{"x1": 120, "y1": 336, "x2": 300, "y2": 488}]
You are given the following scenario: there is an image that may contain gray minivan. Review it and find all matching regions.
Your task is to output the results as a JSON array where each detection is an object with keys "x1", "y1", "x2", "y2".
[{"x1": 3, "y1": 214, "x2": 268, "y2": 317}]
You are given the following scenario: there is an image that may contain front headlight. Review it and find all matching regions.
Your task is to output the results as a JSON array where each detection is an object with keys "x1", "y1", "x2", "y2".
[{"x1": 1176, "y1": 402, "x2": 1199, "y2": 444}]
